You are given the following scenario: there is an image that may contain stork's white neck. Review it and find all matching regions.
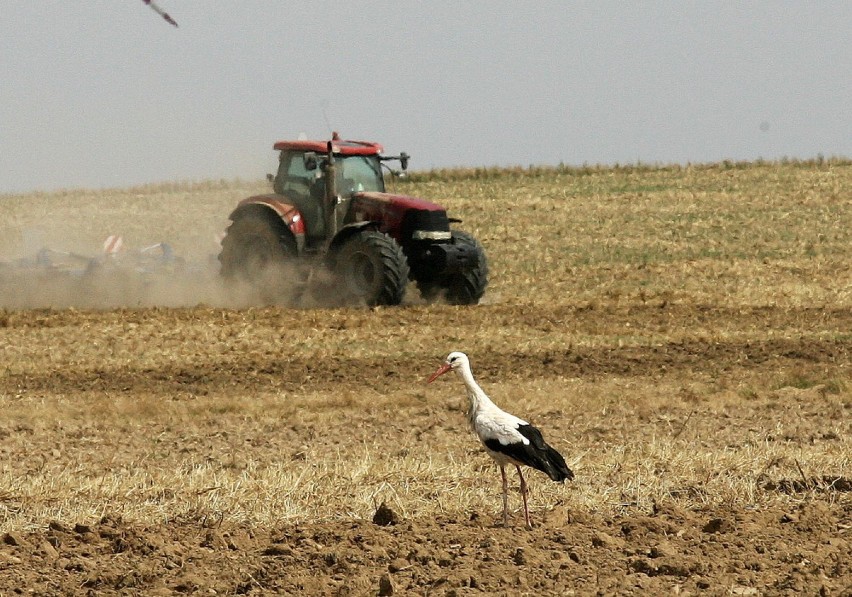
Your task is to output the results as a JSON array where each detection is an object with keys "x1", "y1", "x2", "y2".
[{"x1": 455, "y1": 363, "x2": 498, "y2": 426}]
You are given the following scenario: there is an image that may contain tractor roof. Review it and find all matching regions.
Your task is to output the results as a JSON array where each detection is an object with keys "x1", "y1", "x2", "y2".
[{"x1": 273, "y1": 139, "x2": 383, "y2": 156}]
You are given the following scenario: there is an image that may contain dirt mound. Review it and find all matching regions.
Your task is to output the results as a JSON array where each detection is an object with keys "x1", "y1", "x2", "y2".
[{"x1": 1, "y1": 502, "x2": 849, "y2": 595}]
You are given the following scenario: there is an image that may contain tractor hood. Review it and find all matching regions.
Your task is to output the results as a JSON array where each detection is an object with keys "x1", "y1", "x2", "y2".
[
  {"x1": 349, "y1": 192, "x2": 452, "y2": 245},
  {"x1": 353, "y1": 191, "x2": 446, "y2": 212}
]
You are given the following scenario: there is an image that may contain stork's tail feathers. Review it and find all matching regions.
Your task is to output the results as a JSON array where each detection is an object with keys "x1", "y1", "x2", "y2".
[
  {"x1": 510, "y1": 424, "x2": 575, "y2": 483},
  {"x1": 542, "y1": 445, "x2": 574, "y2": 482}
]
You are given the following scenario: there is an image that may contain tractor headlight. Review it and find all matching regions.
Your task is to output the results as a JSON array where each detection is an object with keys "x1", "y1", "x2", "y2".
[{"x1": 412, "y1": 230, "x2": 452, "y2": 241}]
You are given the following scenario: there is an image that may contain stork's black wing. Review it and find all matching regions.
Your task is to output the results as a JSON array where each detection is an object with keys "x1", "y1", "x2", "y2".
[{"x1": 485, "y1": 424, "x2": 574, "y2": 482}]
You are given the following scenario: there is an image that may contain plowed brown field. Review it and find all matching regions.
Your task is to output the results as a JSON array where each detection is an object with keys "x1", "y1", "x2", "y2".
[{"x1": 1, "y1": 161, "x2": 850, "y2": 595}]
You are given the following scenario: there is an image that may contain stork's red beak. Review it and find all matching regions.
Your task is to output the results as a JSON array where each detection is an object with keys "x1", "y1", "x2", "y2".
[{"x1": 427, "y1": 363, "x2": 452, "y2": 383}]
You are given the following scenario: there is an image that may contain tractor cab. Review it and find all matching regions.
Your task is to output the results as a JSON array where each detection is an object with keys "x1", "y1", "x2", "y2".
[{"x1": 271, "y1": 136, "x2": 407, "y2": 242}]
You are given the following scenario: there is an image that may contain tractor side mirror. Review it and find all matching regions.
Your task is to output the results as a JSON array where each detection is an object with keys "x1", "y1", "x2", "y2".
[
  {"x1": 400, "y1": 152, "x2": 409, "y2": 171},
  {"x1": 303, "y1": 152, "x2": 318, "y2": 171}
]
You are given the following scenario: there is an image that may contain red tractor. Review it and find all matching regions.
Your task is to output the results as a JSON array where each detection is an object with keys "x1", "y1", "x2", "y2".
[{"x1": 219, "y1": 134, "x2": 488, "y2": 306}]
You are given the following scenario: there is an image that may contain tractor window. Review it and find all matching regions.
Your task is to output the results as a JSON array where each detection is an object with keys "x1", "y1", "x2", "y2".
[
  {"x1": 274, "y1": 151, "x2": 316, "y2": 199},
  {"x1": 337, "y1": 156, "x2": 384, "y2": 194}
]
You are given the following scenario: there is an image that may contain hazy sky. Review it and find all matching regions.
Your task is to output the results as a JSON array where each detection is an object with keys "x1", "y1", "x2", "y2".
[{"x1": 1, "y1": 1, "x2": 849, "y2": 194}]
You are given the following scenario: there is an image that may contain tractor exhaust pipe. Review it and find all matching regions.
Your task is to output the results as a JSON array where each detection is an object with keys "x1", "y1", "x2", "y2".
[{"x1": 324, "y1": 139, "x2": 338, "y2": 236}]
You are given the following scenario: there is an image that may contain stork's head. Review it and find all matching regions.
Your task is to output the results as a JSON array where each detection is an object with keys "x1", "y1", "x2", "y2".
[{"x1": 427, "y1": 351, "x2": 469, "y2": 383}]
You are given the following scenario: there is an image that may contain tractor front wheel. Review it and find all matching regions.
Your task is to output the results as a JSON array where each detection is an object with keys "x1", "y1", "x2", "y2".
[
  {"x1": 334, "y1": 230, "x2": 409, "y2": 306},
  {"x1": 416, "y1": 230, "x2": 488, "y2": 305}
]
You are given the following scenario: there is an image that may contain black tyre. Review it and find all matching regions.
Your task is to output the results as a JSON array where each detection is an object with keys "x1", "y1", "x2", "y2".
[
  {"x1": 417, "y1": 230, "x2": 488, "y2": 305},
  {"x1": 334, "y1": 230, "x2": 409, "y2": 306},
  {"x1": 218, "y1": 213, "x2": 298, "y2": 303}
]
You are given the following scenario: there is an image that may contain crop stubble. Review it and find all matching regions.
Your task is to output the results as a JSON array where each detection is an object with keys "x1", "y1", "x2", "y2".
[{"x1": 0, "y1": 160, "x2": 850, "y2": 594}]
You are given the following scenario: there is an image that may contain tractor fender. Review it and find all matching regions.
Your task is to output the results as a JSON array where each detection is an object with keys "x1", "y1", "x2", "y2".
[
  {"x1": 326, "y1": 221, "x2": 380, "y2": 259},
  {"x1": 229, "y1": 195, "x2": 306, "y2": 252}
]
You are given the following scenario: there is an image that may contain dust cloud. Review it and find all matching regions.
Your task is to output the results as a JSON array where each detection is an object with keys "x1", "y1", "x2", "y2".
[
  {"x1": 0, "y1": 248, "x2": 225, "y2": 310},
  {"x1": 0, "y1": 252, "x2": 349, "y2": 310},
  {"x1": 0, "y1": 228, "x2": 311, "y2": 310},
  {"x1": 0, "y1": 181, "x2": 456, "y2": 310},
  {"x1": 0, "y1": 233, "x2": 396, "y2": 310},
  {"x1": 0, "y1": 180, "x2": 286, "y2": 310}
]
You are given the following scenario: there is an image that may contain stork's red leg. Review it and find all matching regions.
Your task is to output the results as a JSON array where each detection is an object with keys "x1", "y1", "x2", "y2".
[
  {"x1": 516, "y1": 465, "x2": 532, "y2": 530},
  {"x1": 500, "y1": 465, "x2": 509, "y2": 527}
]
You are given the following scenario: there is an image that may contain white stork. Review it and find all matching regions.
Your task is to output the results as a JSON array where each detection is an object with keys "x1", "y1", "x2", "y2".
[{"x1": 428, "y1": 351, "x2": 573, "y2": 530}]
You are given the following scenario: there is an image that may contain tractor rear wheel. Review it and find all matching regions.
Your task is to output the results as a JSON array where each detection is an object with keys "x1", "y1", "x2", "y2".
[
  {"x1": 219, "y1": 213, "x2": 298, "y2": 303},
  {"x1": 334, "y1": 230, "x2": 409, "y2": 306}
]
